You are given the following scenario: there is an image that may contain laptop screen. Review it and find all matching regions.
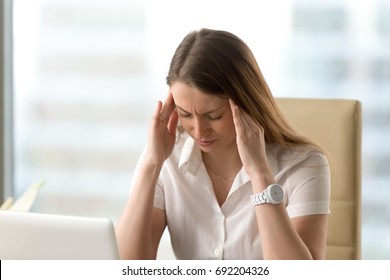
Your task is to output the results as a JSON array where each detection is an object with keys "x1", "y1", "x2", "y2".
[{"x1": 0, "y1": 210, "x2": 119, "y2": 260}]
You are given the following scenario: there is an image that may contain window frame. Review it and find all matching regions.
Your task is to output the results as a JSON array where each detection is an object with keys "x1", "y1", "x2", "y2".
[{"x1": 0, "y1": 0, "x2": 14, "y2": 203}]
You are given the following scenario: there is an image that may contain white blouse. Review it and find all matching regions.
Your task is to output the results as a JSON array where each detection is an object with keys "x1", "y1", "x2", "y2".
[{"x1": 131, "y1": 132, "x2": 331, "y2": 260}]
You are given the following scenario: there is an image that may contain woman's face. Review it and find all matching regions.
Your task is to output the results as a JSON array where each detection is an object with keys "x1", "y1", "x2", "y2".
[{"x1": 170, "y1": 81, "x2": 237, "y2": 155}]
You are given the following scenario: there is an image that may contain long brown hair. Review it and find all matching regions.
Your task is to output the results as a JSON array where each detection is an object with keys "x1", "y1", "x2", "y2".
[{"x1": 166, "y1": 28, "x2": 314, "y2": 148}]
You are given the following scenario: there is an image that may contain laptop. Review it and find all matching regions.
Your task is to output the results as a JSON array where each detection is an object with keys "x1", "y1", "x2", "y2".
[{"x1": 0, "y1": 210, "x2": 120, "y2": 260}]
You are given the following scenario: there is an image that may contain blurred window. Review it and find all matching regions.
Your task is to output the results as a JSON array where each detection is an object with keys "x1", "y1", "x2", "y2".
[{"x1": 11, "y1": 0, "x2": 390, "y2": 259}]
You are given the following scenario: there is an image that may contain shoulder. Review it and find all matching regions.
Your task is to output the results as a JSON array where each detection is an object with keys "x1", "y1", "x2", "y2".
[
  {"x1": 267, "y1": 143, "x2": 330, "y2": 182},
  {"x1": 267, "y1": 143, "x2": 329, "y2": 168}
]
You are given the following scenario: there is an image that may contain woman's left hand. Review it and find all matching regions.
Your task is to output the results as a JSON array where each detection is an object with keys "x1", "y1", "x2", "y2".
[{"x1": 229, "y1": 99, "x2": 273, "y2": 181}]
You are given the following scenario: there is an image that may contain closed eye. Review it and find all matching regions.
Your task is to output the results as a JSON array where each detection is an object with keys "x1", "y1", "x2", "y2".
[
  {"x1": 176, "y1": 105, "x2": 224, "y2": 121},
  {"x1": 179, "y1": 112, "x2": 192, "y2": 118},
  {"x1": 208, "y1": 115, "x2": 222, "y2": 121}
]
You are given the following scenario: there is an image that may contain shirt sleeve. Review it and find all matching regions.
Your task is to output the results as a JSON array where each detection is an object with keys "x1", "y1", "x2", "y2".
[
  {"x1": 154, "y1": 178, "x2": 165, "y2": 210},
  {"x1": 283, "y1": 151, "x2": 331, "y2": 218}
]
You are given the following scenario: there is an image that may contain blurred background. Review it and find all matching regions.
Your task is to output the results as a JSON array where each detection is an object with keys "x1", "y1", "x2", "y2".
[{"x1": 7, "y1": 0, "x2": 390, "y2": 259}]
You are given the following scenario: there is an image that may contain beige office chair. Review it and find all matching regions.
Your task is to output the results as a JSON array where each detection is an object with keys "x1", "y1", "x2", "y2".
[{"x1": 276, "y1": 98, "x2": 362, "y2": 260}]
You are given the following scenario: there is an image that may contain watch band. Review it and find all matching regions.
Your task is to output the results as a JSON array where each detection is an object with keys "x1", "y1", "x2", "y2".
[
  {"x1": 250, "y1": 184, "x2": 284, "y2": 206},
  {"x1": 250, "y1": 192, "x2": 267, "y2": 206}
]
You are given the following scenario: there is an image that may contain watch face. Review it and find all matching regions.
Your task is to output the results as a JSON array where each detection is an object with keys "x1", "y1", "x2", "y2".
[{"x1": 268, "y1": 184, "x2": 285, "y2": 204}]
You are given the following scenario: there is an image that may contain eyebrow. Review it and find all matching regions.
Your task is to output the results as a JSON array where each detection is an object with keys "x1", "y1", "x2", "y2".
[{"x1": 176, "y1": 105, "x2": 224, "y2": 115}]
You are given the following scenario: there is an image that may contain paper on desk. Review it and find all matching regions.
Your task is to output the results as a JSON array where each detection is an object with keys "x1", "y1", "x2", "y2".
[
  {"x1": 8, "y1": 180, "x2": 45, "y2": 212},
  {"x1": 0, "y1": 197, "x2": 14, "y2": 210}
]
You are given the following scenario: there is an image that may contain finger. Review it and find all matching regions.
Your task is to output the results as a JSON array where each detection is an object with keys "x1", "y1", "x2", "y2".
[
  {"x1": 229, "y1": 99, "x2": 259, "y2": 131},
  {"x1": 229, "y1": 98, "x2": 238, "y2": 116},
  {"x1": 160, "y1": 91, "x2": 175, "y2": 120},
  {"x1": 229, "y1": 99, "x2": 246, "y2": 132},
  {"x1": 167, "y1": 110, "x2": 179, "y2": 134},
  {"x1": 152, "y1": 100, "x2": 163, "y2": 120},
  {"x1": 150, "y1": 101, "x2": 164, "y2": 130},
  {"x1": 239, "y1": 108, "x2": 257, "y2": 130},
  {"x1": 229, "y1": 99, "x2": 240, "y2": 124}
]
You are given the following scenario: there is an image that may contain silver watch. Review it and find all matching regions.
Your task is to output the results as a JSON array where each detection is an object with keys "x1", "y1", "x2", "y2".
[{"x1": 250, "y1": 184, "x2": 285, "y2": 206}]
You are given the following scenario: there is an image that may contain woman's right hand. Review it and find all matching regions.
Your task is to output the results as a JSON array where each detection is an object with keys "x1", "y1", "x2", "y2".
[{"x1": 145, "y1": 91, "x2": 178, "y2": 167}]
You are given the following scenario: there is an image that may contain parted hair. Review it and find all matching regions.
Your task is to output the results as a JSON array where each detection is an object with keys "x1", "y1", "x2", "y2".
[{"x1": 166, "y1": 28, "x2": 314, "y2": 149}]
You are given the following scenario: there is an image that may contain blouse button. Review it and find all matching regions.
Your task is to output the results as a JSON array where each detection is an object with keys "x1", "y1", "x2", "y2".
[{"x1": 214, "y1": 249, "x2": 219, "y2": 256}]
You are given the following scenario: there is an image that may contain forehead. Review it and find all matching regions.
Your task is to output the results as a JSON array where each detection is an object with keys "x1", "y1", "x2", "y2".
[{"x1": 170, "y1": 82, "x2": 228, "y2": 112}]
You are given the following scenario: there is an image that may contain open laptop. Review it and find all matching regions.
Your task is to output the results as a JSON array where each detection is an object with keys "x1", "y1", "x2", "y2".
[{"x1": 0, "y1": 210, "x2": 119, "y2": 260}]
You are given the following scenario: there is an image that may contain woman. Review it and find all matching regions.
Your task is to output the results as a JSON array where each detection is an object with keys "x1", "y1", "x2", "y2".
[{"x1": 116, "y1": 28, "x2": 331, "y2": 260}]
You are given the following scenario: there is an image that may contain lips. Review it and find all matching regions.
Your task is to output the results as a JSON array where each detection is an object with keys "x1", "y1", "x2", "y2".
[{"x1": 197, "y1": 139, "x2": 215, "y2": 147}]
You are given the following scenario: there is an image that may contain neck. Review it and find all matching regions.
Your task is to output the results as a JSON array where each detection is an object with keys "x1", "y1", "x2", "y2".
[{"x1": 202, "y1": 147, "x2": 242, "y2": 179}]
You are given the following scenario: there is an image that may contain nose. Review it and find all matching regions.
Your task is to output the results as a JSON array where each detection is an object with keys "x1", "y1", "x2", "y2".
[{"x1": 192, "y1": 118, "x2": 209, "y2": 139}]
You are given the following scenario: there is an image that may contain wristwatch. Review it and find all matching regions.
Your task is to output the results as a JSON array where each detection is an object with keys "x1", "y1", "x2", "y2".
[{"x1": 250, "y1": 184, "x2": 285, "y2": 206}]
